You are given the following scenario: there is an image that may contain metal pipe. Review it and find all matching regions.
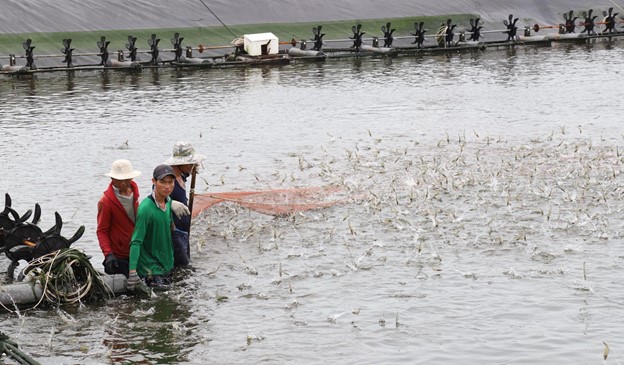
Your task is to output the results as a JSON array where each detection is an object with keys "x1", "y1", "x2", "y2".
[
  {"x1": 479, "y1": 29, "x2": 512, "y2": 34},
  {"x1": 195, "y1": 44, "x2": 234, "y2": 50},
  {"x1": 393, "y1": 35, "x2": 420, "y2": 40},
  {"x1": 8, "y1": 52, "x2": 104, "y2": 59},
  {"x1": 0, "y1": 274, "x2": 127, "y2": 310},
  {"x1": 0, "y1": 44, "x2": 235, "y2": 60},
  {"x1": 323, "y1": 38, "x2": 377, "y2": 43}
]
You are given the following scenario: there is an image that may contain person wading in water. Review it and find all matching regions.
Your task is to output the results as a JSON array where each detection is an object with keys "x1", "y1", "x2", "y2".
[{"x1": 126, "y1": 164, "x2": 189, "y2": 290}]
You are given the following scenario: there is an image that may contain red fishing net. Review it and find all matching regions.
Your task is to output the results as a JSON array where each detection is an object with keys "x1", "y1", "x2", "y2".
[{"x1": 191, "y1": 185, "x2": 347, "y2": 218}]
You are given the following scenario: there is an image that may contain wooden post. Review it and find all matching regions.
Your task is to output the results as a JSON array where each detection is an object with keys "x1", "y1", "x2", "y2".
[{"x1": 187, "y1": 166, "x2": 198, "y2": 259}]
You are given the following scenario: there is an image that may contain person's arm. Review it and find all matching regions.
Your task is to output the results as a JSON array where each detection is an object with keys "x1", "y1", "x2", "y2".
[
  {"x1": 128, "y1": 205, "x2": 149, "y2": 273},
  {"x1": 96, "y1": 199, "x2": 113, "y2": 257}
]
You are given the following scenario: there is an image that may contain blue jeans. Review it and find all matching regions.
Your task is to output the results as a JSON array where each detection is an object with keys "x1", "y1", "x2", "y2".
[{"x1": 172, "y1": 229, "x2": 190, "y2": 267}]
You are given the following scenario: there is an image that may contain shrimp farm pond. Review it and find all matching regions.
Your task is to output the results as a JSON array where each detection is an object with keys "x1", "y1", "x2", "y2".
[{"x1": 0, "y1": 36, "x2": 623, "y2": 364}]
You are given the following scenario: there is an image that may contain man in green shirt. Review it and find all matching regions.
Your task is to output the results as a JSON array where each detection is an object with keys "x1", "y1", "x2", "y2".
[{"x1": 127, "y1": 164, "x2": 177, "y2": 289}]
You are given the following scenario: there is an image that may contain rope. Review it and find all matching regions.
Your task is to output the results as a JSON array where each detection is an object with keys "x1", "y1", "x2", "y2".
[
  {"x1": 32, "y1": 250, "x2": 59, "y2": 309},
  {"x1": 0, "y1": 332, "x2": 41, "y2": 365},
  {"x1": 0, "y1": 292, "x2": 17, "y2": 313},
  {"x1": 197, "y1": 0, "x2": 238, "y2": 38},
  {"x1": 23, "y1": 248, "x2": 113, "y2": 307}
]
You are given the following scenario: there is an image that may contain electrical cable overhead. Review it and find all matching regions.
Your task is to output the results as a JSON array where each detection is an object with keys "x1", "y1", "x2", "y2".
[{"x1": 198, "y1": 0, "x2": 238, "y2": 38}]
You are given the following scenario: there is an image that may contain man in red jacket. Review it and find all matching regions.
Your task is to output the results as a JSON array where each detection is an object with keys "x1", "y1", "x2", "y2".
[{"x1": 97, "y1": 159, "x2": 141, "y2": 277}]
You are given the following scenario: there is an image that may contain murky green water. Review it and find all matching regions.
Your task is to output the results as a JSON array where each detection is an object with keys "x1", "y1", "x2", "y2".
[{"x1": 1, "y1": 40, "x2": 623, "y2": 364}]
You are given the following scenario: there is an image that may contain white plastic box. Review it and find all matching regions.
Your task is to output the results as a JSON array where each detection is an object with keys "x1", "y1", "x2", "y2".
[{"x1": 243, "y1": 33, "x2": 279, "y2": 56}]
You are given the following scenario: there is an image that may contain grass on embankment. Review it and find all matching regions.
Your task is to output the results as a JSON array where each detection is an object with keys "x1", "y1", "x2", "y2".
[{"x1": 0, "y1": 14, "x2": 476, "y2": 57}]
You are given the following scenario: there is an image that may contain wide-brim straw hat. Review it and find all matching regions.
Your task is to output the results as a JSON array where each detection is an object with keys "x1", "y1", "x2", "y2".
[
  {"x1": 164, "y1": 141, "x2": 206, "y2": 166},
  {"x1": 104, "y1": 159, "x2": 141, "y2": 180}
]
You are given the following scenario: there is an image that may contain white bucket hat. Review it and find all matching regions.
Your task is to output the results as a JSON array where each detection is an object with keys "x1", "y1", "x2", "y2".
[
  {"x1": 104, "y1": 159, "x2": 141, "y2": 180},
  {"x1": 164, "y1": 142, "x2": 206, "y2": 166}
]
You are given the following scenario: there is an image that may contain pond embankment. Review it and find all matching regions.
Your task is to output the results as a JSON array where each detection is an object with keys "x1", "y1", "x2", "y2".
[{"x1": 0, "y1": 0, "x2": 608, "y2": 34}]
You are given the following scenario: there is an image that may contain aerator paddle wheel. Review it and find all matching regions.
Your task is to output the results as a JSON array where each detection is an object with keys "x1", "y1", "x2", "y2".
[
  {"x1": 504, "y1": 14, "x2": 519, "y2": 42},
  {"x1": 22, "y1": 39, "x2": 36, "y2": 70},
  {"x1": 0, "y1": 194, "x2": 20, "y2": 250},
  {"x1": 0, "y1": 193, "x2": 36, "y2": 252},
  {"x1": 602, "y1": 7, "x2": 620, "y2": 34},
  {"x1": 97, "y1": 36, "x2": 111, "y2": 66},
  {"x1": 126, "y1": 36, "x2": 139, "y2": 62},
  {"x1": 171, "y1": 32, "x2": 184, "y2": 62},
  {"x1": 350, "y1": 24, "x2": 365, "y2": 52},
  {"x1": 1, "y1": 195, "x2": 85, "y2": 281},
  {"x1": 580, "y1": 9, "x2": 598, "y2": 36},
  {"x1": 563, "y1": 10, "x2": 578, "y2": 34},
  {"x1": 148, "y1": 33, "x2": 161, "y2": 65},
  {"x1": 411, "y1": 22, "x2": 426, "y2": 48},
  {"x1": 468, "y1": 18, "x2": 483, "y2": 41},
  {"x1": 381, "y1": 22, "x2": 395, "y2": 47},
  {"x1": 311, "y1": 26, "x2": 325, "y2": 51},
  {"x1": 61, "y1": 38, "x2": 74, "y2": 67}
]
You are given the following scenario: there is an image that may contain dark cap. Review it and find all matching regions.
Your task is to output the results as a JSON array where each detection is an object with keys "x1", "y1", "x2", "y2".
[{"x1": 153, "y1": 164, "x2": 175, "y2": 180}]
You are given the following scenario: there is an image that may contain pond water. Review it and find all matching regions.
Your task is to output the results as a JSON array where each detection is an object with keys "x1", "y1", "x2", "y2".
[{"x1": 0, "y1": 39, "x2": 623, "y2": 364}]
